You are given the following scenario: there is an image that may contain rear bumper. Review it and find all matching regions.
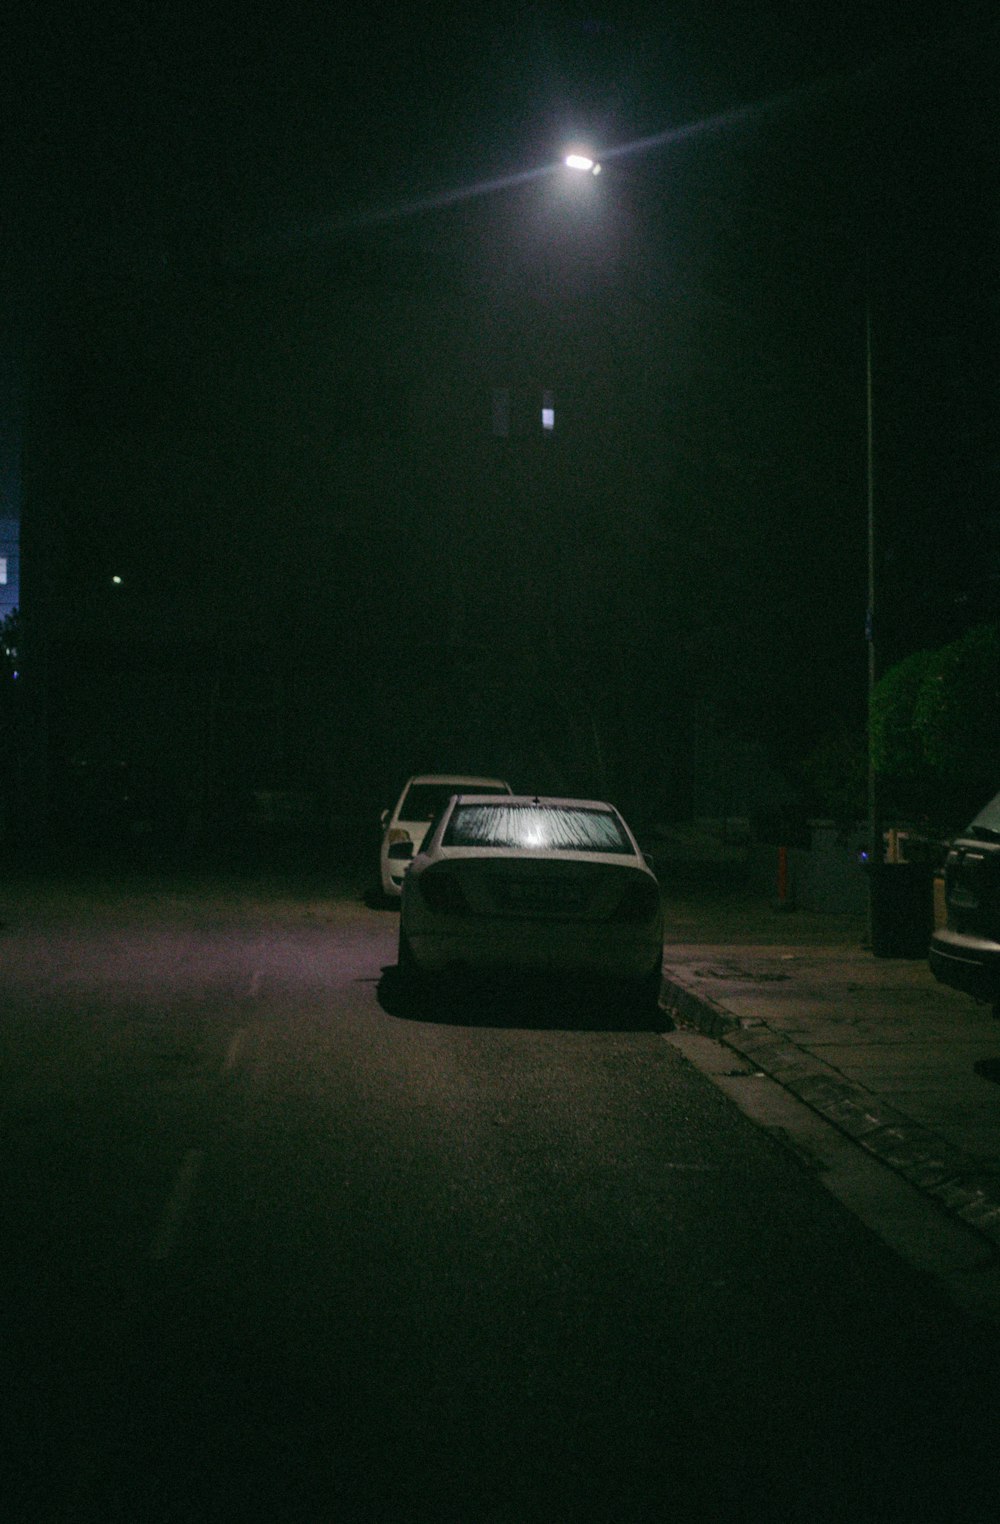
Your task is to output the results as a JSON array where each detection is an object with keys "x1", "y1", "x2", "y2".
[
  {"x1": 929, "y1": 928, "x2": 1000, "y2": 1002},
  {"x1": 407, "y1": 919, "x2": 662, "y2": 980}
]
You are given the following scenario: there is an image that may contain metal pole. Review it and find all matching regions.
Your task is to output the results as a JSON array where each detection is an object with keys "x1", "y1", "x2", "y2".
[{"x1": 865, "y1": 275, "x2": 881, "y2": 945}]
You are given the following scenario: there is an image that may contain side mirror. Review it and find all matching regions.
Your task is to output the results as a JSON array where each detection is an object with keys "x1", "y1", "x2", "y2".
[{"x1": 380, "y1": 808, "x2": 389, "y2": 829}]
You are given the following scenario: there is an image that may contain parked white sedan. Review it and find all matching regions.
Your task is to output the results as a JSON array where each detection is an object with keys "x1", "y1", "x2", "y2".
[
  {"x1": 379, "y1": 773, "x2": 512, "y2": 900},
  {"x1": 398, "y1": 794, "x2": 663, "y2": 1013}
]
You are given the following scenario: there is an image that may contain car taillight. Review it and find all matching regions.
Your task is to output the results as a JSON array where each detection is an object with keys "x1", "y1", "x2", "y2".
[
  {"x1": 613, "y1": 876, "x2": 660, "y2": 922},
  {"x1": 418, "y1": 869, "x2": 469, "y2": 915}
]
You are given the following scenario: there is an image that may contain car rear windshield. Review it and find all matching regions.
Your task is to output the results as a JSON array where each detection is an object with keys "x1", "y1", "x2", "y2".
[
  {"x1": 442, "y1": 803, "x2": 633, "y2": 854},
  {"x1": 399, "y1": 782, "x2": 508, "y2": 823}
]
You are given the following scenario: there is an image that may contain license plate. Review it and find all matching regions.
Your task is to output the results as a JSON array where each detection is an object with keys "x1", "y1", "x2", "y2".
[{"x1": 500, "y1": 880, "x2": 584, "y2": 912}]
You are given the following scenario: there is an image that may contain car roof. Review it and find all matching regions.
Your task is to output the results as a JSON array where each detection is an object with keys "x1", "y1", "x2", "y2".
[
  {"x1": 403, "y1": 774, "x2": 511, "y2": 787},
  {"x1": 450, "y1": 794, "x2": 618, "y2": 810}
]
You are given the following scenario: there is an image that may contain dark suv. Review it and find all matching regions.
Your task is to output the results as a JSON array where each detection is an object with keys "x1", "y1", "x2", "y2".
[{"x1": 929, "y1": 789, "x2": 1000, "y2": 1016}]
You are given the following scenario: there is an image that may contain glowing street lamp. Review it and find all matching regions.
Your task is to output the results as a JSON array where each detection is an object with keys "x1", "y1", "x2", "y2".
[{"x1": 564, "y1": 153, "x2": 601, "y2": 175}]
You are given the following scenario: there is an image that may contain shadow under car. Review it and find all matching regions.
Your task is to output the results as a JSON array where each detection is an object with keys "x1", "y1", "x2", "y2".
[{"x1": 377, "y1": 963, "x2": 670, "y2": 1032}]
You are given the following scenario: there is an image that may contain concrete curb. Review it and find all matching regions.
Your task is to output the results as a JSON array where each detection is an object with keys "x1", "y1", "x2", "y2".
[{"x1": 661, "y1": 968, "x2": 1000, "y2": 1254}]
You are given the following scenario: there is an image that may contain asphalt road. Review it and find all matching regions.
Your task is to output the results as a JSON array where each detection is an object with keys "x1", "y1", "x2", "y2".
[{"x1": 2, "y1": 866, "x2": 999, "y2": 1522}]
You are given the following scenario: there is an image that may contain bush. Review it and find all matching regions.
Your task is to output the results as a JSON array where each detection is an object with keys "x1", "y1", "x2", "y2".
[
  {"x1": 870, "y1": 625, "x2": 1000, "y2": 826},
  {"x1": 870, "y1": 648, "x2": 933, "y2": 780},
  {"x1": 913, "y1": 625, "x2": 1000, "y2": 816}
]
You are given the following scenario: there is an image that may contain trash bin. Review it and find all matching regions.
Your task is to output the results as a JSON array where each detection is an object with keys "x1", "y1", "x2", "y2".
[{"x1": 866, "y1": 861, "x2": 935, "y2": 959}]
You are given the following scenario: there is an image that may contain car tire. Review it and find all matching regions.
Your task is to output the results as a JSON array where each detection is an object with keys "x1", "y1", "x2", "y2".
[{"x1": 625, "y1": 966, "x2": 663, "y2": 1025}]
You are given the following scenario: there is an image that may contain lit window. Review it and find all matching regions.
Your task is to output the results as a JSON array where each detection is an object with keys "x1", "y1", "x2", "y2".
[
  {"x1": 541, "y1": 389, "x2": 555, "y2": 431},
  {"x1": 0, "y1": 558, "x2": 6, "y2": 584}
]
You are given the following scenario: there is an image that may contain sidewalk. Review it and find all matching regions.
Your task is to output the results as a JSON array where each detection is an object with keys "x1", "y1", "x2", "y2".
[{"x1": 658, "y1": 888, "x2": 1000, "y2": 1252}]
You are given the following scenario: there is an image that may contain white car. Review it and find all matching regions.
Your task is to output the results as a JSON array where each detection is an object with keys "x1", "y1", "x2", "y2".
[
  {"x1": 398, "y1": 794, "x2": 664, "y2": 1013},
  {"x1": 379, "y1": 774, "x2": 513, "y2": 900}
]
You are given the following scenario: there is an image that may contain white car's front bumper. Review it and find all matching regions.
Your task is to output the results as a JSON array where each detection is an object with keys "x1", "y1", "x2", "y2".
[{"x1": 380, "y1": 859, "x2": 407, "y2": 897}]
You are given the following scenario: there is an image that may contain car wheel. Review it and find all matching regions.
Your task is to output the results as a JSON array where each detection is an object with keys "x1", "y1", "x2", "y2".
[{"x1": 625, "y1": 966, "x2": 663, "y2": 1025}]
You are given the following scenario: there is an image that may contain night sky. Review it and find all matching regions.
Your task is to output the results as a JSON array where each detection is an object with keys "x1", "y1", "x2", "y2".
[
  {"x1": 9, "y1": 4, "x2": 994, "y2": 268},
  {"x1": 6, "y1": 2, "x2": 998, "y2": 824}
]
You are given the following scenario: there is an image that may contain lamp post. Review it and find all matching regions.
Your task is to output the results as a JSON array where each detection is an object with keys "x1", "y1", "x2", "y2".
[
  {"x1": 568, "y1": 147, "x2": 883, "y2": 888},
  {"x1": 864, "y1": 265, "x2": 895, "y2": 952},
  {"x1": 866, "y1": 280, "x2": 879, "y2": 889}
]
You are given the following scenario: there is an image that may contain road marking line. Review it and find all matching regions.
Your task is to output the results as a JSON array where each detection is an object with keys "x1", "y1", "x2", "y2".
[
  {"x1": 224, "y1": 1028, "x2": 247, "y2": 1072},
  {"x1": 149, "y1": 1148, "x2": 203, "y2": 1261}
]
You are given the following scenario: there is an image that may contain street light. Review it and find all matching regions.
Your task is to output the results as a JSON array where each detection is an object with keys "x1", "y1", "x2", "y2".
[
  {"x1": 562, "y1": 134, "x2": 888, "y2": 933},
  {"x1": 564, "y1": 153, "x2": 602, "y2": 175}
]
